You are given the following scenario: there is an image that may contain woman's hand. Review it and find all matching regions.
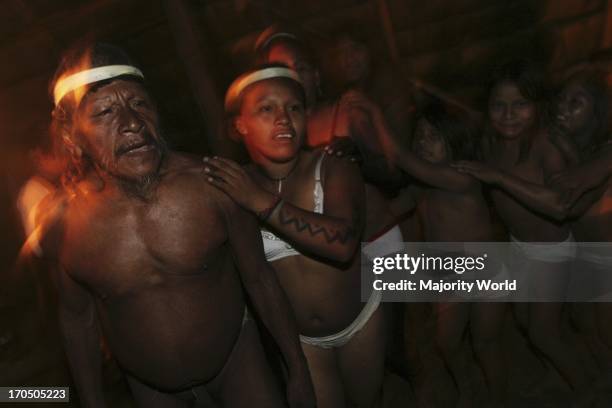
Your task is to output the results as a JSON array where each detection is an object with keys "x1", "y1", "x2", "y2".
[
  {"x1": 451, "y1": 161, "x2": 502, "y2": 184},
  {"x1": 324, "y1": 137, "x2": 361, "y2": 162},
  {"x1": 203, "y1": 156, "x2": 274, "y2": 213}
]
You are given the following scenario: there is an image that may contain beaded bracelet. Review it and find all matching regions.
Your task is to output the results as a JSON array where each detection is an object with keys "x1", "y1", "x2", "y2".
[{"x1": 257, "y1": 195, "x2": 283, "y2": 221}]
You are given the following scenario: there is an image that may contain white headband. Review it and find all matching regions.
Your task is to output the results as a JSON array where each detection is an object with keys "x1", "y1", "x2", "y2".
[
  {"x1": 255, "y1": 30, "x2": 298, "y2": 52},
  {"x1": 53, "y1": 64, "x2": 144, "y2": 106},
  {"x1": 224, "y1": 67, "x2": 302, "y2": 111}
]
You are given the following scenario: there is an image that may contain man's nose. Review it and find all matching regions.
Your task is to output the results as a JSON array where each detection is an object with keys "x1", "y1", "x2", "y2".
[
  {"x1": 275, "y1": 108, "x2": 290, "y2": 124},
  {"x1": 120, "y1": 107, "x2": 144, "y2": 133}
]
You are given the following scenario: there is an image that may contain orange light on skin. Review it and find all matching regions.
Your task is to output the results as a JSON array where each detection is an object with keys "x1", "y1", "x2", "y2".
[
  {"x1": 16, "y1": 177, "x2": 76, "y2": 260},
  {"x1": 16, "y1": 176, "x2": 55, "y2": 257}
]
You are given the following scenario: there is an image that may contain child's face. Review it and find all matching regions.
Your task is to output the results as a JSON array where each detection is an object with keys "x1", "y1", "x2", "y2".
[
  {"x1": 414, "y1": 119, "x2": 448, "y2": 163},
  {"x1": 557, "y1": 80, "x2": 595, "y2": 136},
  {"x1": 488, "y1": 81, "x2": 537, "y2": 139}
]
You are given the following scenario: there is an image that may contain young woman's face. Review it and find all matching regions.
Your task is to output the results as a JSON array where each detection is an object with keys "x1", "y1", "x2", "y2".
[
  {"x1": 333, "y1": 36, "x2": 371, "y2": 84},
  {"x1": 413, "y1": 119, "x2": 448, "y2": 164},
  {"x1": 557, "y1": 80, "x2": 595, "y2": 136},
  {"x1": 235, "y1": 78, "x2": 306, "y2": 164},
  {"x1": 266, "y1": 42, "x2": 318, "y2": 104},
  {"x1": 488, "y1": 81, "x2": 538, "y2": 140}
]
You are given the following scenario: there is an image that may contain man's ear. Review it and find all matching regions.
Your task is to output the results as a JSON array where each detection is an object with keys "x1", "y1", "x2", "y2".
[{"x1": 234, "y1": 116, "x2": 248, "y2": 137}]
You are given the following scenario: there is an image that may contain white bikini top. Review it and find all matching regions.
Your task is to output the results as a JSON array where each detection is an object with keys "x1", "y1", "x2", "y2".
[{"x1": 261, "y1": 153, "x2": 325, "y2": 262}]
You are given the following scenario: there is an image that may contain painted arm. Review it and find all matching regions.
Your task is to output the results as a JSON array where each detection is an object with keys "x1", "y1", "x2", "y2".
[
  {"x1": 206, "y1": 156, "x2": 365, "y2": 264},
  {"x1": 225, "y1": 204, "x2": 315, "y2": 408}
]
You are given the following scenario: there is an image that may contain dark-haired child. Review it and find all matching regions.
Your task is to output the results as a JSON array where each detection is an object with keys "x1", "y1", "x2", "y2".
[{"x1": 344, "y1": 93, "x2": 508, "y2": 407}]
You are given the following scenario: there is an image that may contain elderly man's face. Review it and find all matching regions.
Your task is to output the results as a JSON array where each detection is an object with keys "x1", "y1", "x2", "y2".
[{"x1": 73, "y1": 79, "x2": 164, "y2": 182}]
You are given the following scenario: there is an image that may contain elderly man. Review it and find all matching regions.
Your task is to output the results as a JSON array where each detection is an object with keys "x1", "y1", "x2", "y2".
[{"x1": 37, "y1": 42, "x2": 314, "y2": 408}]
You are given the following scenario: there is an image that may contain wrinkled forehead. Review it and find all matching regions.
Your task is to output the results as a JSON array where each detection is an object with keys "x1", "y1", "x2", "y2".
[{"x1": 80, "y1": 78, "x2": 149, "y2": 106}]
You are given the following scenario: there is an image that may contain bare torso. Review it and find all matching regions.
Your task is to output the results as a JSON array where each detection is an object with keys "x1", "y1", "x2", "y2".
[
  {"x1": 487, "y1": 133, "x2": 569, "y2": 242},
  {"x1": 418, "y1": 187, "x2": 494, "y2": 242},
  {"x1": 52, "y1": 153, "x2": 247, "y2": 391},
  {"x1": 249, "y1": 150, "x2": 363, "y2": 338}
]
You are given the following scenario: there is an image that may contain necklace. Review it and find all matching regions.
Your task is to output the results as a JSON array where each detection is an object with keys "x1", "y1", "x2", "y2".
[{"x1": 262, "y1": 157, "x2": 300, "y2": 194}]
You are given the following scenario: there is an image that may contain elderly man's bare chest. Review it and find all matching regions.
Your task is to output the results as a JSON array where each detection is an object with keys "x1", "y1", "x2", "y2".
[{"x1": 61, "y1": 193, "x2": 227, "y2": 292}]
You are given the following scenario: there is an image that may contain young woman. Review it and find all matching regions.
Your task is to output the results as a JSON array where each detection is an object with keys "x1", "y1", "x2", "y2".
[
  {"x1": 256, "y1": 33, "x2": 420, "y2": 398},
  {"x1": 551, "y1": 68, "x2": 612, "y2": 367},
  {"x1": 452, "y1": 60, "x2": 595, "y2": 400},
  {"x1": 345, "y1": 93, "x2": 508, "y2": 407},
  {"x1": 255, "y1": 28, "x2": 409, "y2": 238},
  {"x1": 205, "y1": 66, "x2": 385, "y2": 408}
]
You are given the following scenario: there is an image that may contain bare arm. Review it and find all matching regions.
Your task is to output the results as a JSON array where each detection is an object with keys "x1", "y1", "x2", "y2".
[
  {"x1": 35, "y1": 190, "x2": 105, "y2": 407},
  {"x1": 550, "y1": 144, "x2": 612, "y2": 206},
  {"x1": 372, "y1": 109, "x2": 476, "y2": 193},
  {"x1": 55, "y1": 266, "x2": 106, "y2": 408},
  {"x1": 224, "y1": 204, "x2": 315, "y2": 408},
  {"x1": 566, "y1": 184, "x2": 607, "y2": 218},
  {"x1": 493, "y1": 172, "x2": 570, "y2": 221},
  {"x1": 453, "y1": 143, "x2": 570, "y2": 221},
  {"x1": 343, "y1": 90, "x2": 476, "y2": 193},
  {"x1": 337, "y1": 102, "x2": 407, "y2": 188},
  {"x1": 392, "y1": 142, "x2": 477, "y2": 193}
]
